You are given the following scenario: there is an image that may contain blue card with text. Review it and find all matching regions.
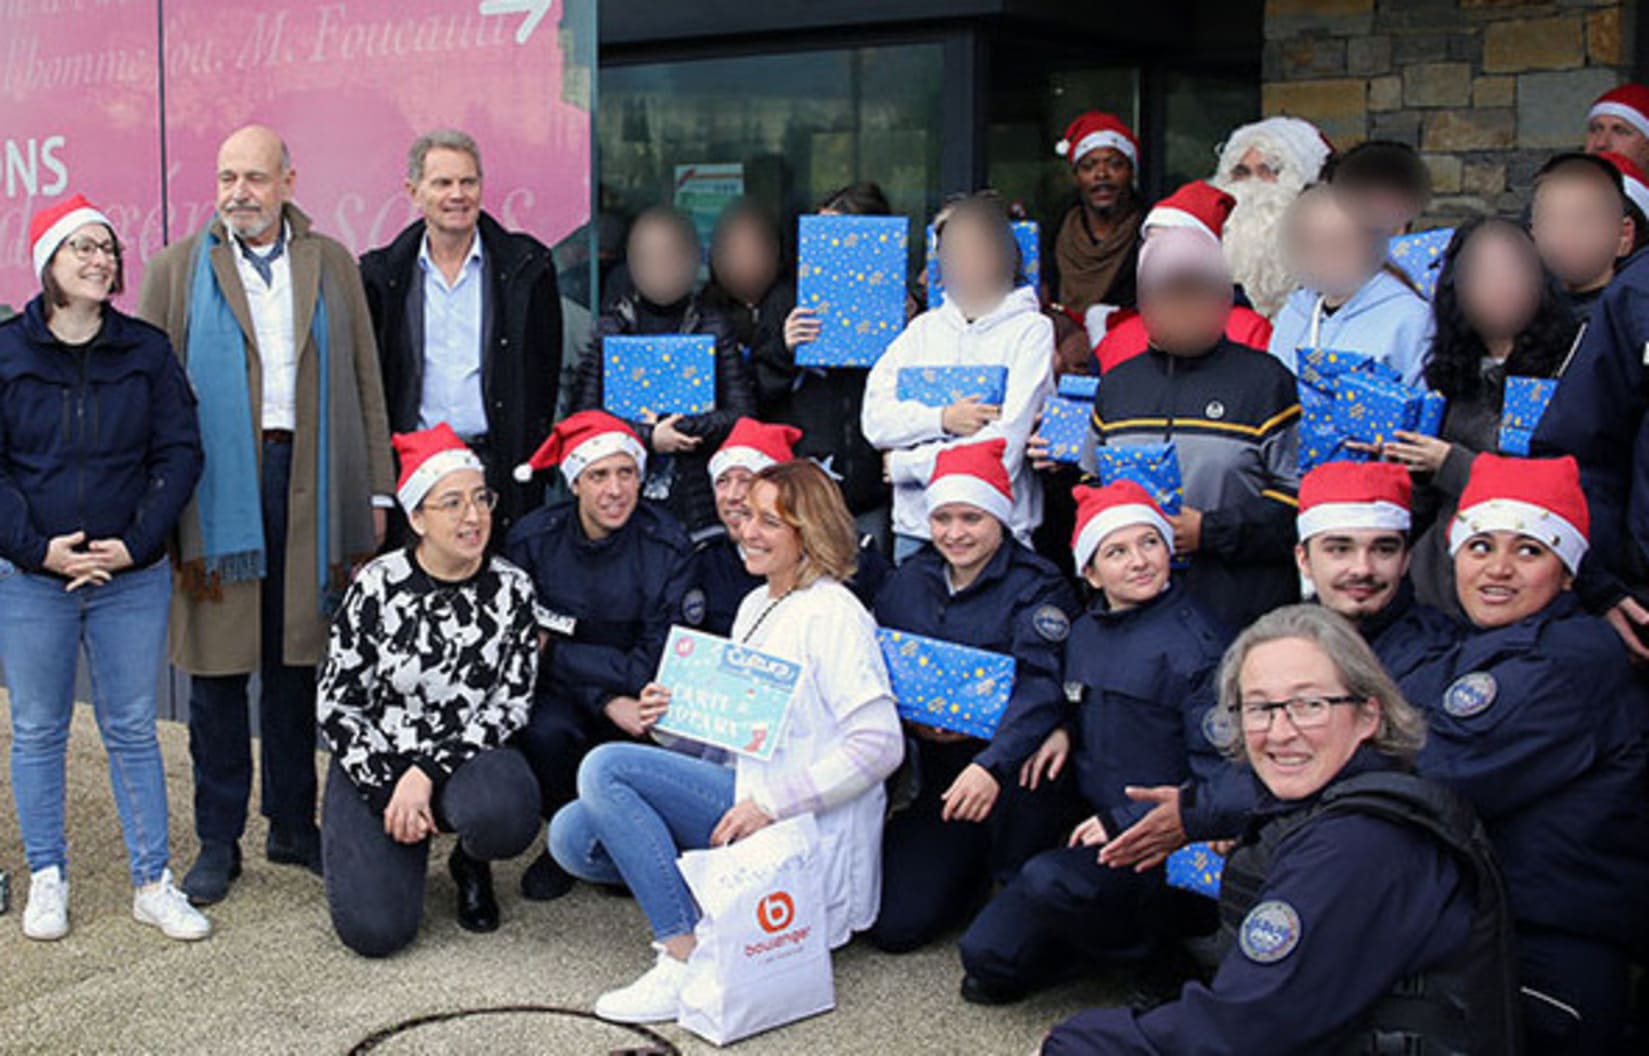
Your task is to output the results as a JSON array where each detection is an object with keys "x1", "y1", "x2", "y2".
[{"x1": 653, "y1": 627, "x2": 802, "y2": 763}]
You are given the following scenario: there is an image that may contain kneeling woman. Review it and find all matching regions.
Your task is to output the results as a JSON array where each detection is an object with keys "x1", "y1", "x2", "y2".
[
  {"x1": 550, "y1": 460, "x2": 903, "y2": 1023},
  {"x1": 317, "y1": 425, "x2": 542, "y2": 957},
  {"x1": 869, "y1": 439, "x2": 1079, "y2": 953},
  {"x1": 1045, "y1": 604, "x2": 1520, "y2": 1053}
]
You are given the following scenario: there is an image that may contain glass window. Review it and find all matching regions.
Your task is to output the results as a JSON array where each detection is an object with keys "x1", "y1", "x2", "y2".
[{"x1": 1160, "y1": 69, "x2": 1259, "y2": 190}]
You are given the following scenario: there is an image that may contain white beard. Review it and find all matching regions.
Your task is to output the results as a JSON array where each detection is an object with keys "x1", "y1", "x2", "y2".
[{"x1": 1215, "y1": 177, "x2": 1302, "y2": 320}]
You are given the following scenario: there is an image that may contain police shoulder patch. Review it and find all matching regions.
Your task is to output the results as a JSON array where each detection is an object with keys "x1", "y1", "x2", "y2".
[
  {"x1": 1443, "y1": 671, "x2": 1496, "y2": 718},
  {"x1": 682, "y1": 588, "x2": 707, "y2": 627},
  {"x1": 1239, "y1": 899, "x2": 1302, "y2": 964},
  {"x1": 1064, "y1": 680, "x2": 1086, "y2": 704},
  {"x1": 1032, "y1": 604, "x2": 1071, "y2": 643},
  {"x1": 1201, "y1": 704, "x2": 1237, "y2": 749}
]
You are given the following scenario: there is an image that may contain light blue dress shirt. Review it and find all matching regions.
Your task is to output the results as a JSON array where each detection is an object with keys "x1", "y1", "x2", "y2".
[{"x1": 417, "y1": 233, "x2": 488, "y2": 437}]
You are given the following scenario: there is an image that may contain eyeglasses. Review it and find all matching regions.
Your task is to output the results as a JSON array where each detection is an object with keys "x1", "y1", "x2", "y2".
[
  {"x1": 1229, "y1": 694, "x2": 1363, "y2": 733},
  {"x1": 62, "y1": 236, "x2": 119, "y2": 261},
  {"x1": 423, "y1": 489, "x2": 498, "y2": 517}
]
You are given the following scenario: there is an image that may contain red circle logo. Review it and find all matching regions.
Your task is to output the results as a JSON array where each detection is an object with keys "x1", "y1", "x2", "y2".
[
  {"x1": 756, "y1": 891, "x2": 794, "y2": 933},
  {"x1": 675, "y1": 636, "x2": 695, "y2": 657}
]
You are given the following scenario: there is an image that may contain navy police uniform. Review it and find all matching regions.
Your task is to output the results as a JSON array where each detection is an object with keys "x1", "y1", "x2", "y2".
[
  {"x1": 867, "y1": 540, "x2": 1080, "y2": 953},
  {"x1": 504, "y1": 500, "x2": 700, "y2": 817},
  {"x1": 960, "y1": 582, "x2": 1230, "y2": 994},
  {"x1": 692, "y1": 527, "x2": 890, "y2": 638}
]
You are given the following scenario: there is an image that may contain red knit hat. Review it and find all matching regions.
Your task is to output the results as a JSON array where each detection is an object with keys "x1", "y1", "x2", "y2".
[
  {"x1": 1297, "y1": 461, "x2": 1412, "y2": 541},
  {"x1": 1449, "y1": 454, "x2": 1590, "y2": 573},
  {"x1": 1590, "y1": 83, "x2": 1649, "y2": 141},
  {"x1": 30, "y1": 193, "x2": 113, "y2": 281},
  {"x1": 1055, "y1": 111, "x2": 1139, "y2": 170},
  {"x1": 1597, "y1": 151, "x2": 1649, "y2": 217},
  {"x1": 925, "y1": 438, "x2": 1013, "y2": 524},
  {"x1": 708, "y1": 417, "x2": 801, "y2": 483},
  {"x1": 1071, "y1": 479, "x2": 1174, "y2": 574},
  {"x1": 393, "y1": 423, "x2": 486, "y2": 513},
  {"x1": 1144, "y1": 181, "x2": 1236, "y2": 242},
  {"x1": 513, "y1": 410, "x2": 646, "y2": 487}
]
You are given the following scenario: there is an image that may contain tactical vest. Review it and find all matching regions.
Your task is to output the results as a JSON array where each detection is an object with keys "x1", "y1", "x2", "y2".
[{"x1": 1217, "y1": 770, "x2": 1523, "y2": 1056}]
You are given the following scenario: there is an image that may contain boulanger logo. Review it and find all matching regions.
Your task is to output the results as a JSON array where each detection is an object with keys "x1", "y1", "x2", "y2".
[{"x1": 756, "y1": 891, "x2": 795, "y2": 933}]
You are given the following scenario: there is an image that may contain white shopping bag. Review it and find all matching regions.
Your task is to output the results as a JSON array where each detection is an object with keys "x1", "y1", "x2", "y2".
[{"x1": 675, "y1": 813, "x2": 835, "y2": 1045}]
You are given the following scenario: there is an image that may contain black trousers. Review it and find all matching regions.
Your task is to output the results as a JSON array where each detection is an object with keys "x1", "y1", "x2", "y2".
[{"x1": 512, "y1": 697, "x2": 626, "y2": 820}]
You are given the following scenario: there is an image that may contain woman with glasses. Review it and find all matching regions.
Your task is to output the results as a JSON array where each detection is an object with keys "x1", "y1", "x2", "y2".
[
  {"x1": 1044, "y1": 603, "x2": 1521, "y2": 1055},
  {"x1": 0, "y1": 194, "x2": 206, "y2": 942},
  {"x1": 316, "y1": 424, "x2": 541, "y2": 957}
]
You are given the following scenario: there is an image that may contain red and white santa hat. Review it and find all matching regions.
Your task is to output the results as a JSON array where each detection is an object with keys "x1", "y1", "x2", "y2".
[
  {"x1": 1590, "y1": 83, "x2": 1649, "y2": 141},
  {"x1": 925, "y1": 438, "x2": 1013, "y2": 524},
  {"x1": 708, "y1": 417, "x2": 801, "y2": 483},
  {"x1": 393, "y1": 423, "x2": 486, "y2": 513},
  {"x1": 1055, "y1": 111, "x2": 1139, "y2": 170},
  {"x1": 513, "y1": 410, "x2": 646, "y2": 487},
  {"x1": 1597, "y1": 151, "x2": 1649, "y2": 218},
  {"x1": 1071, "y1": 480, "x2": 1174, "y2": 574},
  {"x1": 30, "y1": 193, "x2": 113, "y2": 281},
  {"x1": 1297, "y1": 460, "x2": 1412, "y2": 541},
  {"x1": 1144, "y1": 181, "x2": 1237, "y2": 243},
  {"x1": 1449, "y1": 453, "x2": 1591, "y2": 574}
]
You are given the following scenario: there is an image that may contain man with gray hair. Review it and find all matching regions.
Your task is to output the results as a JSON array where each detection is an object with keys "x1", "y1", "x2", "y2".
[
  {"x1": 1211, "y1": 116, "x2": 1333, "y2": 319},
  {"x1": 360, "y1": 129, "x2": 563, "y2": 544}
]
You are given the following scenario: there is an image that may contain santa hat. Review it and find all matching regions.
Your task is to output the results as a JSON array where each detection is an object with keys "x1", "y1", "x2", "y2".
[
  {"x1": 30, "y1": 193, "x2": 113, "y2": 281},
  {"x1": 1215, "y1": 116, "x2": 1335, "y2": 188},
  {"x1": 1055, "y1": 111, "x2": 1139, "y2": 170},
  {"x1": 393, "y1": 423, "x2": 486, "y2": 513},
  {"x1": 708, "y1": 418, "x2": 800, "y2": 483},
  {"x1": 1071, "y1": 480, "x2": 1174, "y2": 575},
  {"x1": 1449, "y1": 454, "x2": 1590, "y2": 574},
  {"x1": 925, "y1": 438, "x2": 1013, "y2": 524},
  {"x1": 513, "y1": 410, "x2": 646, "y2": 487},
  {"x1": 1297, "y1": 461, "x2": 1412, "y2": 541},
  {"x1": 1589, "y1": 83, "x2": 1649, "y2": 142},
  {"x1": 1597, "y1": 151, "x2": 1649, "y2": 218},
  {"x1": 1144, "y1": 181, "x2": 1236, "y2": 242}
]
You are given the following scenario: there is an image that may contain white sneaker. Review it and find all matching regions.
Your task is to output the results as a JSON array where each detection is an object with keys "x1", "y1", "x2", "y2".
[
  {"x1": 133, "y1": 869, "x2": 212, "y2": 941},
  {"x1": 593, "y1": 945, "x2": 688, "y2": 1024},
  {"x1": 22, "y1": 866, "x2": 69, "y2": 941}
]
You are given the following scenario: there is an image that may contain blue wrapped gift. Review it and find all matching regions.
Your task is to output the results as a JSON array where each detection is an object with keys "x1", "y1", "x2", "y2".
[
  {"x1": 1417, "y1": 390, "x2": 1447, "y2": 436},
  {"x1": 796, "y1": 215, "x2": 909, "y2": 368},
  {"x1": 1502, "y1": 376, "x2": 1557, "y2": 432},
  {"x1": 1296, "y1": 346, "x2": 1403, "y2": 393},
  {"x1": 1498, "y1": 425, "x2": 1533, "y2": 456},
  {"x1": 896, "y1": 365, "x2": 1009, "y2": 408},
  {"x1": 1038, "y1": 394, "x2": 1090, "y2": 465},
  {"x1": 1057, "y1": 373, "x2": 1099, "y2": 400},
  {"x1": 1165, "y1": 842, "x2": 1225, "y2": 899},
  {"x1": 1094, "y1": 441, "x2": 1183, "y2": 515},
  {"x1": 926, "y1": 220, "x2": 1040, "y2": 308},
  {"x1": 876, "y1": 628, "x2": 1016, "y2": 740},
  {"x1": 602, "y1": 335, "x2": 716, "y2": 421},
  {"x1": 1332, "y1": 373, "x2": 1446, "y2": 445},
  {"x1": 1389, "y1": 227, "x2": 1455, "y2": 301}
]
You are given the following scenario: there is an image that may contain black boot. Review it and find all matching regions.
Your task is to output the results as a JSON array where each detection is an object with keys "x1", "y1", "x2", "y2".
[
  {"x1": 266, "y1": 822, "x2": 323, "y2": 877},
  {"x1": 519, "y1": 849, "x2": 575, "y2": 902},
  {"x1": 181, "y1": 841, "x2": 242, "y2": 906},
  {"x1": 448, "y1": 846, "x2": 500, "y2": 933}
]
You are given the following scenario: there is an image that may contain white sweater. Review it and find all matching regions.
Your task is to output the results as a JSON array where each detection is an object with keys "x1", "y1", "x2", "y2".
[{"x1": 860, "y1": 285, "x2": 1054, "y2": 543}]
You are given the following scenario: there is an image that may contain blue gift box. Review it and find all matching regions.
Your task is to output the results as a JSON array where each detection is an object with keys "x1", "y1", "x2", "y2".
[
  {"x1": 1057, "y1": 373, "x2": 1099, "y2": 400},
  {"x1": 1094, "y1": 441, "x2": 1183, "y2": 515},
  {"x1": 1296, "y1": 346, "x2": 1403, "y2": 393},
  {"x1": 1389, "y1": 227, "x2": 1455, "y2": 301},
  {"x1": 602, "y1": 335, "x2": 716, "y2": 421},
  {"x1": 796, "y1": 215, "x2": 909, "y2": 368},
  {"x1": 1502, "y1": 376, "x2": 1557, "y2": 432},
  {"x1": 1165, "y1": 842, "x2": 1225, "y2": 899},
  {"x1": 1038, "y1": 394, "x2": 1090, "y2": 465},
  {"x1": 876, "y1": 628, "x2": 1016, "y2": 740},
  {"x1": 926, "y1": 220, "x2": 1040, "y2": 309},
  {"x1": 896, "y1": 365, "x2": 1010, "y2": 408},
  {"x1": 1417, "y1": 390, "x2": 1447, "y2": 436},
  {"x1": 1332, "y1": 373, "x2": 1447, "y2": 445},
  {"x1": 1498, "y1": 425, "x2": 1533, "y2": 456}
]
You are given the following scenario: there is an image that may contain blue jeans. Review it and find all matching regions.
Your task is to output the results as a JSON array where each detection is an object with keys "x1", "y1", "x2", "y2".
[
  {"x1": 0, "y1": 560, "x2": 174, "y2": 886},
  {"x1": 548, "y1": 742, "x2": 735, "y2": 941}
]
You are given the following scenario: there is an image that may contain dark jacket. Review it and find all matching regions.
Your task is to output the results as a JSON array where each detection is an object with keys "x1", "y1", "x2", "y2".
[
  {"x1": 359, "y1": 212, "x2": 563, "y2": 533},
  {"x1": 0, "y1": 296, "x2": 202, "y2": 574},
  {"x1": 694, "y1": 526, "x2": 889, "y2": 638},
  {"x1": 571, "y1": 290, "x2": 756, "y2": 535}
]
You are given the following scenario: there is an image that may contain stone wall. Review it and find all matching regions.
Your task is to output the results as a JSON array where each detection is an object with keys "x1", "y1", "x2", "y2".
[{"x1": 1263, "y1": 0, "x2": 1637, "y2": 222}]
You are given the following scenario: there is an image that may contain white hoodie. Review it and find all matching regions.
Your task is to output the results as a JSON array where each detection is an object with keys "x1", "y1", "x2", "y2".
[{"x1": 861, "y1": 284, "x2": 1055, "y2": 543}]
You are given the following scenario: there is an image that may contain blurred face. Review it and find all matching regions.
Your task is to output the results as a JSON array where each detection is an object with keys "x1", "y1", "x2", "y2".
[
  {"x1": 1074, "y1": 147, "x2": 1134, "y2": 214},
  {"x1": 1297, "y1": 531, "x2": 1409, "y2": 619},
  {"x1": 711, "y1": 216, "x2": 778, "y2": 304},
  {"x1": 1140, "y1": 277, "x2": 1229, "y2": 356},
  {"x1": 47, "y1": 222, "x2": 119, "y2": 306},
  {"x1": 713, "y1": 465, "x2": 756, "y2": 534},
  {"x1": 1454, "y1": 530, "x2": 1571, "y2": 628},
  {"x1": 408, "y1": 469, "x2": 490, "y2": 567},
  {"x1": 1453, "y1": 226, "x2": 1543, "y2": 344},
  {"x1": 572, "y1": 454, "x2": 641, "y2": 538},
  {"x1": 1226, "y1": 146, "x2": 1280, "y2": 184},
  {"x1": 409, "y1": 146, "x2": 481, "y2": 240},
  {"x1": 1531, "y1": 173, "x2": 1634, "y2": 291},
  {"x1": 1084, "y1": 524, "x2": 1170, "y2": 610},
  {"x1": 1238, "y1": 637, "x2": 1381, "y2": 802},
  {"x1": 929, "y1": 503, "x2": 1005, "y2": 578},
  {"x1": 937, "y1": 215, "x2": 1011, "y2": 314},
  {"x1": 216, "y1": 126, "x2": 293, "y2": 244},
  {"x1": 739, "y1": 480, "x2": 804, "y2": 582},
  {"x1": 628, "y1": 218, "x2": 699, "y2": 305},
  {"x1": 1285, "y1": 193, "x2": 1382, "y2": 302},
  {"x1": 1585, "y1": 115, "x2": 1649, "y2": 172}
]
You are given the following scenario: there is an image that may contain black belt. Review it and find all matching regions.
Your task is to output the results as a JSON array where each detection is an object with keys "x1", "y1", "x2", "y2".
[{"x1": 262, "y1": 429, "x2": 293, "y2": 444}]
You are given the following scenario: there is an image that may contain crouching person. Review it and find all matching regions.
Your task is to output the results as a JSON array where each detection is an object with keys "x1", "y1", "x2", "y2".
[{"x1": 318, "y1": 425, "x2": 541, "y2": 957}]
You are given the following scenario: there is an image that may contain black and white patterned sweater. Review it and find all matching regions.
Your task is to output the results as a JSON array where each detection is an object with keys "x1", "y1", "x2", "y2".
[{"x1": 317, "y1": 548, "x2": 540, "y2": 812}]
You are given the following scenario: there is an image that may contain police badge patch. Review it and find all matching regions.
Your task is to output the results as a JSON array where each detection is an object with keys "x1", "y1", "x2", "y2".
[
  {"x1": 682, "y1": 588, "x2": 707, "y2": 627},
  {"x1": 1239, "y1": 899, "x2": 1302, "y2": 964},
  {"x1": 1202, "y1": 704, "x2": 1237, "y2": 749},
  {"x1": 1443, "y1": 671, "x2": 1496, "y2": 718},
  {"x1": 1032, "y1": 604, "x2": 1071, "y2": 643}
]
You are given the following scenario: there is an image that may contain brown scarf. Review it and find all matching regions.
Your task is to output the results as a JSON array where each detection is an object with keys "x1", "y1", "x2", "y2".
[{"x1": 1054, "y1": 199, "x2": 1144, "y2": 313}]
